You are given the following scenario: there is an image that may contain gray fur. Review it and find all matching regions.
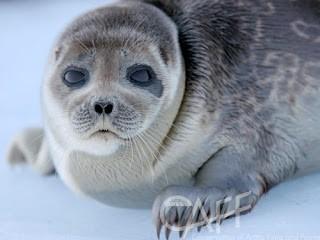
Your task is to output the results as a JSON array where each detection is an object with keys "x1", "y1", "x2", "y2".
[
  {"x1": 143, "y1": 0, "x2": 320, "y2": 236},
  {"x1": 7, "y1": 0, "x2": 320, "y2": 238}
]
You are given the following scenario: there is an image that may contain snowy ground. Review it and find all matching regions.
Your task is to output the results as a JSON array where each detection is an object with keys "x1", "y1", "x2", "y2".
[{"x1": 1, "y1": 1, "x2": 320, "y2": 240}]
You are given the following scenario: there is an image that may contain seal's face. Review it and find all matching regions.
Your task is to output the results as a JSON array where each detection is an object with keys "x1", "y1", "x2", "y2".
[
  {"x1": 49, "y1": 45, "x2": 169, "y2": 155},
  {"x1": 43, "y1": 3, "x2": 185, "y2": 157}
]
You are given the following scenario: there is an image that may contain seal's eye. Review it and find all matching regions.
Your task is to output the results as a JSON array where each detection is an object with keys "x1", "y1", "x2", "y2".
[
  {"x1": 127, "y1": 65, "x2": 154, "y2": 86},
  {"x1": 63, "y1": 67, "x2": 89, "y2": 88}
]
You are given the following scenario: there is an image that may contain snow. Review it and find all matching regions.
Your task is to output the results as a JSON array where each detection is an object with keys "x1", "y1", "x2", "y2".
[{"x1": 0, "y1": 1, "x2": 320, "y2": 239}]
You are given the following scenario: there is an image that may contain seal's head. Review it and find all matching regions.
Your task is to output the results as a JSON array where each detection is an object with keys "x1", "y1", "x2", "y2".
[
  {"x1": 43, "y1": 1, "x2": 185, "y2": 158},
  {"x1": 42, "y1": 2, "x2": 186, "y2": 207}
]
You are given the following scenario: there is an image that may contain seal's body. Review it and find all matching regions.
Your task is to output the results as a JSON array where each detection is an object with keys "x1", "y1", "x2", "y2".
[{"x1": 8, "y1": 0, "x2": 320, "y2": 236}]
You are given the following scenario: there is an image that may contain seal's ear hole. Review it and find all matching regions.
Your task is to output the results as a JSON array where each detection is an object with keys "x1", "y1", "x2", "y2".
[
  {"x1": 159, "y1": 46, "x2": 169, "y2": 65},
  {"x1": 54, "y1": 47, "x2": 62, "y2": 61}
]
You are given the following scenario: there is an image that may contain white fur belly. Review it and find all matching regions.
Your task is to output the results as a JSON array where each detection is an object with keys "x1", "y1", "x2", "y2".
[
  {"x1": 47, "y1": 133, "x2": 196, "y2": 208},
  {"x1": 46, "y1": 125, "x2": 217, "y2": 208},
  {"x1": 58, "y1": 153, "x2": 196, "y2": 208}
]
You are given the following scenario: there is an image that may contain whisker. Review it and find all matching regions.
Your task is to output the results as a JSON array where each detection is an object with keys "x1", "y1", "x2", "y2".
[
  {"x1": 140, "y1": 131, "x2": 170, "y2": 185},
  {"x1": 136, "y1": 133, "x2": 156, "y2": 182}
]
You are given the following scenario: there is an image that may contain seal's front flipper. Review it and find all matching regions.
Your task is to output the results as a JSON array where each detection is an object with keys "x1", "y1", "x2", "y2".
[{"x1": 6, "y1": 128, "x2": 55, "y2": 175}]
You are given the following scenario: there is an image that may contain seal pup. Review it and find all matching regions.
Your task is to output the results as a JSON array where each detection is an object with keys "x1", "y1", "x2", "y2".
[{"x1": 7, "y1": 0, "x2": 320, "y2": 238}]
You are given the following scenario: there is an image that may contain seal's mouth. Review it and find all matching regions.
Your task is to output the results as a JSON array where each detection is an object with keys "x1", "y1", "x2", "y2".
[
  {"x1": 98, "y1": 129, "x2": 109, "y2": 134},
  {"x1": 90, "y1": 129, "x2": 129, "y2": 142},
  {"x1": 91, "y1": 129, "x2": 116, "y2": 137}
]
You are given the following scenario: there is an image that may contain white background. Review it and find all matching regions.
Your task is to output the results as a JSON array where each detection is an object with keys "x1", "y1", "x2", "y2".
[{"x1": 0, "y1": 1, "x2": 320, "y2": 239}]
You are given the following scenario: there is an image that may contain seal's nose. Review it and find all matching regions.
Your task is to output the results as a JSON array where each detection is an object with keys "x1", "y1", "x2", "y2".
[{"x1": 94, "y1": 101, "x2": 114, "y2": 115}]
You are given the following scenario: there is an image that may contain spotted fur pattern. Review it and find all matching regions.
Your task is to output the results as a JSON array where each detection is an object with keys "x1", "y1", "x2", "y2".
[
  {"x1": 140, "y1": 0, "x2": 320, "y2": 237},
  {"x1": 7, "y1": 0, "x2": 320, "y2": 238}
]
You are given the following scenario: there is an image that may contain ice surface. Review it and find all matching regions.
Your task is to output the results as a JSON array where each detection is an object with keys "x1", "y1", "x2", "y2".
[{"x1": 0, "y1": 1, "x2": 319, "y2": 239}]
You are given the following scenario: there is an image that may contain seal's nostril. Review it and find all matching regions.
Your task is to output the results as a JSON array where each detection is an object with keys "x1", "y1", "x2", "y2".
[
  {"x1": 104, "y1": 103, "x2": 113, "y2": 114},
  {"x1": 94, "y1": 104, "x2": 104, "y2": 115}
]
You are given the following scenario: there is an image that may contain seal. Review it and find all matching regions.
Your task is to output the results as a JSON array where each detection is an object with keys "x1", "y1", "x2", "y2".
[{"x1": 7, "y1": 0, "x2": 320, "y2": 237}]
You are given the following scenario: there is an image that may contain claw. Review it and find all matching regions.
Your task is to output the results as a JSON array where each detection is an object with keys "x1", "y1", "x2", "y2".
[
  {"x1": 203, "y1": 197, "x2": 212, "y2": 224},
  {"x1": 219, "y1": 196, "x2": 230, "y2": 225},
  {"x1": 179, "y1": 226, "x2": 191, "y2": 240},
  {"x1": 180, "y1": 225, "x2": 192, "y2": 240},
  {"x1": 169, "y1": 207, "x2": 177, "y2": 225},
  {"x1": 181, "y1": 207, "x2": 193, "y2": 226},
  {"x1": 177, "y1": 207, "x2": 186, "y2": 226},
  {"x1": 165, "y1": 207, "x2": 179, "y2": 240},
  {"x1": 180, "y1": 207, "x2": 194, "y2": 240},
  {"x1": 156, "y1": 220, "x2": 162, "y2": 239},
  {"x1": 195, "y1": 210, "x2": 203, "y2": 233},
  {"x1": 179, "y1": 230, "x2": 184, "y2": 239},
  {"x1": 195, "y1": 197, "x2": 206, "y2": 223},
  {"x1": 177, "y1": 207, "x2": 186, "y2": 239},
  {"x1": 165, "y1": 226, "x2": 171, "y2": 240}
]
